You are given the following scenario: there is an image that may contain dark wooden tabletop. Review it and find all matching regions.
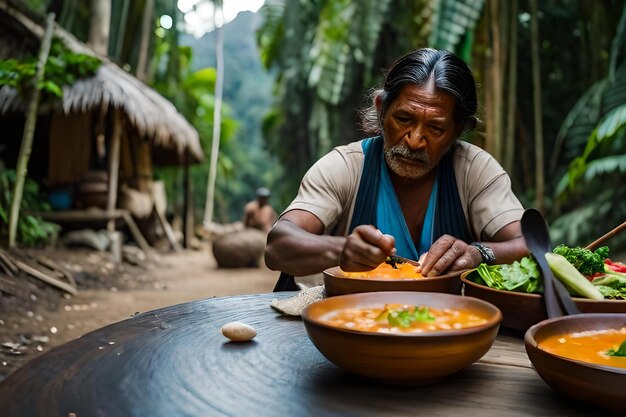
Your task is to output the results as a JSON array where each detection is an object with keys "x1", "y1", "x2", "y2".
[{"x1": 0, "y1": 292, "x2": 607, "y2": 417}]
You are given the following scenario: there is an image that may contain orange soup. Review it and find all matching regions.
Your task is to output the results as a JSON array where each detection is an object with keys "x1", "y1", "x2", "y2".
[
  {"x1": 320, "y1": 304, "x2": 488, "y2": 333},
  {"x1": 539, "y1": 327, "x2": 626, "y2": 369},
  {"x1": 340, "y1": 263, "x2": 423, "y2": 280}
]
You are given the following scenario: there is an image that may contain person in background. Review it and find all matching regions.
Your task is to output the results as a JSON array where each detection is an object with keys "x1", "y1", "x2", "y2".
[
  {"x1": 265, "y1": 48, "x2": 529, "y2": 290},
  {"x1": 243, "y1": 187, "x2": 278, "y2": 234}
]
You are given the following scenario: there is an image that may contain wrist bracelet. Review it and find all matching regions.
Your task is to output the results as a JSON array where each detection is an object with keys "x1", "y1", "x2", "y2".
[{"x1": 470, "y1": 242, "x2": 496, "y2": 264}]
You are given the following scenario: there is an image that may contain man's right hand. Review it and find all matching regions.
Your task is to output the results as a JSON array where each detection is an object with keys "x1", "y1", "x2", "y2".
[{"x1": 339, "y1": 225, "x2": 395, "y2": 272}]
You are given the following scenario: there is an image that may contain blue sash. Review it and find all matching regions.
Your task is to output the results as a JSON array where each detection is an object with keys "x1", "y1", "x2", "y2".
[{"x1": 348, "y1": 136, "x2": 473, "y2": 257}]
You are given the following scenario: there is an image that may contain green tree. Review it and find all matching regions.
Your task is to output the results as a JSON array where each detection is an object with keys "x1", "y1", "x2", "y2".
[
  {"x1": 550, "y1": 3, "x2": 626, "y2": 251},
  {"x1": 257, "y1": 0, "x2": 485, "y2": 204}
]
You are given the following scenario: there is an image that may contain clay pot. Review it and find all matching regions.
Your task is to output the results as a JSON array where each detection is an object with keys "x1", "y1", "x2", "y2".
[
  {"x1": 211, "y1": 228, "x2": 266, "y2": 268},
  {"x1": 76, "y1": 171, "x2": 109, "y2": 209}
]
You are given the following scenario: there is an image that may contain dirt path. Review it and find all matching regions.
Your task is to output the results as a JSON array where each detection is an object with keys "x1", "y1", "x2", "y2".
[{"x1": 0, "y1": 247, "x2": 279, "y2": 380}]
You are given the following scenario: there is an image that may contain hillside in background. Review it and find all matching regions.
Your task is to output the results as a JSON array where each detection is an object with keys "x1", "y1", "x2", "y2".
[
  {"x1": 180, "y1": 11, "x2": 282, "y2": 220},
  {"x1": 181, "y1": 11, "x2": 273, "y2": 148}
]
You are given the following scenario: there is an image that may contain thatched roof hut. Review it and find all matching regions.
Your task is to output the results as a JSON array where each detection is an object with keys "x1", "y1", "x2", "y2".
[
  {"x1": 0, "y1": 2, "x2": 204, "y2": 249},
  {"x1": 0, "y1": 2, "x2": 204, "y2": 165}
]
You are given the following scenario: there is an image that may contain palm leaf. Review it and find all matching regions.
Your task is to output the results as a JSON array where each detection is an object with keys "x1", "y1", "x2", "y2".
[
  {"x1": 553, "y1": 79, "x2": 608, "y2": 161},
  {"x1": 308, "y1": 0, "x2": 391, "y2": 105},
  {"x1": 552, "y1": 4, "x2": 626, "y2": 173},
  {"x1": 429, "y1": 0, "x2": 484, "y2": 52},
  {"x1": 609, "y1": 2, "x2": 626, "y2": 81},
  {"x1": 256, "y1": 1, "x2": 286, "y2": 70},
  {"x1": 583, "y1": 154, "x2": 626, "y2": 181},
  {"x1": 597, "y1": 104, "x2": 626, "y2": 139}
]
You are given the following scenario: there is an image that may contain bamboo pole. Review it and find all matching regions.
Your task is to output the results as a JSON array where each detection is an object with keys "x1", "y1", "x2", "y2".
[
  {"x1": 8, "y1": 13, "x2": 55, "y2": 249},
  {"x1": 203, "y1": 0, "x2": 225, "y2": 229},
  {"x1": 135, "y1": 0, "x2": 154, "y2": 81},
  {"x1": 504, "y1": 0, "x2": 518, "y2": 174},
  {"x1": 107, "y1": 108, "x2": 122, "y2": 232},
  {"x1": 87, "y1": 0, "x2": 111, "y2": 55},
  {"x1": 530, "y1": 0, "x2": 545, "y2": 212},
  {"x1": 489, "y1": 0, "x2": 503, "y2": 161}
]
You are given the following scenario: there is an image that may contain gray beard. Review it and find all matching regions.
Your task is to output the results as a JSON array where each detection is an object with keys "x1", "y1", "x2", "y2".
[{"x1": 383, "y1": 143, "x2": 435, "y2": 180}]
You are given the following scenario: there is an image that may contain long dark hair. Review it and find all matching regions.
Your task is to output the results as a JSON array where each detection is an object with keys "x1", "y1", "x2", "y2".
[{"x1": 359, "y1": 48, "x2": 478, "y2": 136}]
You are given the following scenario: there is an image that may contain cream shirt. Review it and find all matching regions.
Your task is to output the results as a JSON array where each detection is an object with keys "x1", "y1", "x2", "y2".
[
  {"x1": 283, "y1": 139, "x2": 524, "y2": 241},
  {"x1": 282, "y1": 139, "x2": 524, "y2": 288}
]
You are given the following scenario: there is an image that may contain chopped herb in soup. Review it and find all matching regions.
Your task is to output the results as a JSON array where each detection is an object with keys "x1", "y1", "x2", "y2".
[
  {"x1": 538, "y1": 327, "x2": 626, "y2": 369},
  {"x1": 340, "y1": 263, "x2": 423, "y2": 280},
  {"x1": 321, "y1": 304, "x2": 488, "y2": 333}
]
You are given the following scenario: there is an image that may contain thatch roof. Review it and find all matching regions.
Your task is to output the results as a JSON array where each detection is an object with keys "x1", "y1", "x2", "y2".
[{"x1": 0, "y1": 3, "x2": 204, "y2": 164}]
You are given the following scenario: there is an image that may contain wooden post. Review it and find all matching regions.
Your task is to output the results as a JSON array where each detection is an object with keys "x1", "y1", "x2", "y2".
[
  {"x1": 182, "y1": 149, "x2": 192, "y2": 249},
  {"x1": 107, "y1": 108, "x2": 122, "y2": 232},
  {"x1": 106, "y1": 108, "x2": 122, "y2": 262},
  {"x1": 8, "y1": 13, "x2": 55, "y2": 249}
]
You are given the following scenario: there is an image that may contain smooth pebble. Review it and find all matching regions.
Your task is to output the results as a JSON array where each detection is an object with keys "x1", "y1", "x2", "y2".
[{"x1": 221, "y1": 321, "x2": 257, "y2": 342}]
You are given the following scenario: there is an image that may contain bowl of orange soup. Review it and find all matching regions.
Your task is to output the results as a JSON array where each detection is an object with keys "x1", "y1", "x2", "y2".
[
  {"x1": 525, "y1": 314, "x2": 626, "y2": 412},
  {"x1": 323, "y1": 263, "x2": 464, "y2": 297},
  {"x1": 301, "y1": 291, "x2": 502, "y2": 384}
]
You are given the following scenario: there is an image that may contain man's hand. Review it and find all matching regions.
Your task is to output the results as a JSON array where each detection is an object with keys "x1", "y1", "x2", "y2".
[
  {"x1": 419, "y1": 234, "x2": 482, "y2": 277},
  {"x1": 339, "y1": 225, "x2": 395, "y2": 272}
]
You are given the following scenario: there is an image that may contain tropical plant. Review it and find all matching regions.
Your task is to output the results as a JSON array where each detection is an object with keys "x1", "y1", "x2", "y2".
[
  {"x1": 257, "y1": 0, "x2": 485, "y2": 203},
  {"x1": 0, "y1": 167, "x2": 59, "y2": 247},
  {"x1": 0, "y1": 38, "x2": 101, "y2": 99},
  {"x1": 550, "y1": 3, "x2": 626, "y2": 251}
]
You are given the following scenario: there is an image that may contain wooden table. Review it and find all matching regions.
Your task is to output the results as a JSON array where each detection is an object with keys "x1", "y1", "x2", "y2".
[{"x1": 0, "y1": 293, "x2": 607, "y2": 416}]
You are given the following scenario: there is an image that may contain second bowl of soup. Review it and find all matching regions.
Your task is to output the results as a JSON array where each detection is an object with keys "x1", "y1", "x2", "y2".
[{"x1": 525, "y1": 313, "x2": 626, "y2": 412}]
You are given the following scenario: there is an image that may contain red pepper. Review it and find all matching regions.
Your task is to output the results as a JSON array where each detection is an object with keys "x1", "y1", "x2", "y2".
[
  {"x1": 605, "y1": 259, "x2": 626, "y2": 273},
  {"x1": 587, "y1": 271, "x2": 605, "y2": 281}
]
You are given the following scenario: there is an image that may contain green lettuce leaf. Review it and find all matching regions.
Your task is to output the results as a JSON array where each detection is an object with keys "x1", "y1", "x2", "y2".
[
  {"x1": 473, "y1": 257, "x2": 542, "y2": 294},
  {"x1": 592, "y1": 274, "x2": 626, "y2": 300}
]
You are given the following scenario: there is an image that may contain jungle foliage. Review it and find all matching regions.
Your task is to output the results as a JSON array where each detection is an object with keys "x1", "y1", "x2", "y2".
[
  {"x1": 0, "y1": 38, "x2": 101, "y2": 99},
  {"x1": 257, "y1": 0, "x2": 626, "y2": 251},
  {"x1": 0, "y1": 167, "x2": 58, "y2": 247},
  {"x1": 9, "y1": 0, "x2": 626, "y2": 251}
]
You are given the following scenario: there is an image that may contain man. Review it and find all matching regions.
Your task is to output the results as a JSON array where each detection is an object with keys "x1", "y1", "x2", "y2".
[
  {"x1": 243, "y1": 187, "x2": 278, "y2": 233},
  {"x1": 265, "y1": 48, "x2": 529, "y2": 290}
]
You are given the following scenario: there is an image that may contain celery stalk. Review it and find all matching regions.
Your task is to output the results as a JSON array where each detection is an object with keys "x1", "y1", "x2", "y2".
[{"x1": 545, "y1": 252, "x2": 604, "y2": 300}]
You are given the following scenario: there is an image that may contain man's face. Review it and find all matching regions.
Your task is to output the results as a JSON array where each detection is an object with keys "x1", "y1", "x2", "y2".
[{"x1": 381, "y1": 82, "x2": 460, "y2": 180}]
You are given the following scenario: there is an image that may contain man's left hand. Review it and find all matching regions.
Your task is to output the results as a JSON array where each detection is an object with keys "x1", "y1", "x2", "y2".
[{"x1": 419, "y1": 234, "x2": 482, "y2": 277}]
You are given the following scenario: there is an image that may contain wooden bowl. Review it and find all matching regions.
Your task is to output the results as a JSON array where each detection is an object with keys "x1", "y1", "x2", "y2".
[
  {"x1": 324, "y1": 266, "x2": 464, "y2": 297},
  {"x1": 301, "y1": 291, "x2": 502, "y2": 384},
  {"x1": 525, "y1": 314, "x2": 626, "y2": 412},
  {"x1": 461, "y1": 270, "x2": 626, "y2": 332}
]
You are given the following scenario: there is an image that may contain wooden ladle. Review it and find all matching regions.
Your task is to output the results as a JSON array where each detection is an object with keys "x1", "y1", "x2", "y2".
[{"x1": 521, "y1": 208, "x2": 580, "y2": 318}]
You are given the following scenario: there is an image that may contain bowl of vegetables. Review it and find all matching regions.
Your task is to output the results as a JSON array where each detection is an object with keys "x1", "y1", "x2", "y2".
[
  {"x1": 302, "y1": 291, "x2": 502, "y2": 384},
  {"x1": 324, "y1": 260, "x2": 464, "y2": 297},
  {"x1": 525, "y1": 313, "x2": 626, "y2": 412},
  {"x1": 461, "y1": 245, "x2": 626, "y2": 332}
]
